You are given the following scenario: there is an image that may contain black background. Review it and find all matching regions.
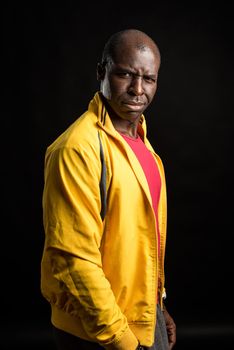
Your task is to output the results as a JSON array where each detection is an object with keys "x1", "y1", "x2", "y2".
[{"x1": 2, "y1": 2, "x2": 234, "y2": 349}]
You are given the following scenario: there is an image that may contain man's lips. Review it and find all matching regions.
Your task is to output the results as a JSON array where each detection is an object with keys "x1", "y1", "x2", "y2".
[
  {"x1": 123, "y1": 100, "x2": 145, "y2": 106},
  {"x1": 122, "y1": 101, "x2": 145, "y2": 110}
]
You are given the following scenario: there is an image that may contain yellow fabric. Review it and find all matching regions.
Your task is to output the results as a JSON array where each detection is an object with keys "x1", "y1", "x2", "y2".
[{"x1": 41, "y1": 92, "x2": 167, "y2": 349}]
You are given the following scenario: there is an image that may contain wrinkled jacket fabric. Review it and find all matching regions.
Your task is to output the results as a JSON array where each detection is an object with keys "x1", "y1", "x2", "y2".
[{"x1": 41, "y1": 92, "x2": 167, "y2": 349}]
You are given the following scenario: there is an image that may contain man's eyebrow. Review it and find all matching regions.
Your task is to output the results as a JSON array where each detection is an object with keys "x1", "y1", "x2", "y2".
[{"x1": 114, "y1": 66, "x2": 157, "y2": 77}]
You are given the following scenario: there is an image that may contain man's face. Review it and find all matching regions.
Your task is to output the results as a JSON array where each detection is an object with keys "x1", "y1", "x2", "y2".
[{"x1": 99, "y1": 45, "x2": 160, "y2": 123}]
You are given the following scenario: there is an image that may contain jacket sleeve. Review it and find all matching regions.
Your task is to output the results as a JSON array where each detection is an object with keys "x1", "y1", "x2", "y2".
[{"x1": 42, "y1": 144, "x2": 138, "y2": 350}]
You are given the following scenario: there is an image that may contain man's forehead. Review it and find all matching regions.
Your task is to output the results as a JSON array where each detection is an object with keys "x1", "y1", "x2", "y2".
[{"x1": 111, "y1": 47, "x2": 159, "y2": 67}]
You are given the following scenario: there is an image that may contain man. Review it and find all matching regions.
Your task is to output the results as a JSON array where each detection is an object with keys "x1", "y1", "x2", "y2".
[{"x1": 41, "y1": 29, "x2": 176, "y2": 350}]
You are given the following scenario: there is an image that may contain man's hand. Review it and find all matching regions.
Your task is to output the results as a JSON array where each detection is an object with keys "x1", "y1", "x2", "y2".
[{"x1": 163, "y1": 306, "x2": 176, "y2": 349}]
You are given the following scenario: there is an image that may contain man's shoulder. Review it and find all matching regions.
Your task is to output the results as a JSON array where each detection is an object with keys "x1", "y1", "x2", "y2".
[{"x1": 47, "y1": 110, "x2": 100, "y2": 155}]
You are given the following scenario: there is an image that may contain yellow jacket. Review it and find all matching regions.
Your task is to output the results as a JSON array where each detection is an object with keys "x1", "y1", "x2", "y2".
[{"x1": 41, "y1": 92, "x2": 167, "y2": 349}]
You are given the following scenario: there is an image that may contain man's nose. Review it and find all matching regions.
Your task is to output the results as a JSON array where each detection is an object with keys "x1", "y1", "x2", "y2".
[{"x1": 129, "y1": 76, "x2": 144, "y2": 95}]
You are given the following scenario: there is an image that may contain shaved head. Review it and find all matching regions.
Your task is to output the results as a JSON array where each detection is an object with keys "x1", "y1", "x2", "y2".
[
  {"x1": 101, "y1": 29, "x2": 161, "y2": 67},
  {"x1": 97, "y1": 28, "x2": 161, "y2": 129}
]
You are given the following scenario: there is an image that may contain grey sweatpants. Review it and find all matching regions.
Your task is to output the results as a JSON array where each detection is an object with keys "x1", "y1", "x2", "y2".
[{"x1": 147, "y1": 304, "x2": 169, "y2": 350}]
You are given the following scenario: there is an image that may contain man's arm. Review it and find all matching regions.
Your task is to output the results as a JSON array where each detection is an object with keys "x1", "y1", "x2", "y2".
[{"x1": 43, "y1": 144, "x2": 138, "y2": 350}]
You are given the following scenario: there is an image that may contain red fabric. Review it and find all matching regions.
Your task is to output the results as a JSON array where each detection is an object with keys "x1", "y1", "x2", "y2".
[{"x1": 120, "y1": 133, "x2": 161, "y2": 255}]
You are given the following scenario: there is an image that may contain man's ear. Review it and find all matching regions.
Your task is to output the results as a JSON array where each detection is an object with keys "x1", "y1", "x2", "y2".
[{"x1": 97, "y1": 62, "x2": 106, "y2": 81}]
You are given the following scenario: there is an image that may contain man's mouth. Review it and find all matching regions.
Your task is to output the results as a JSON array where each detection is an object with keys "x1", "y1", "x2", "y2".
[{"x1": 122, "y1": 101, "x2": 145, "y2": 110}]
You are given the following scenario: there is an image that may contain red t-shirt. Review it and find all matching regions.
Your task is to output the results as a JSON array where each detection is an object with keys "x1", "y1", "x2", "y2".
[{"x1": 120, "y1": 133, "x2": 162, "y2": 255}]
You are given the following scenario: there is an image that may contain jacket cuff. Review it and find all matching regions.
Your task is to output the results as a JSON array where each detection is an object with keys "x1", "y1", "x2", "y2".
[{"x1": 104, "y1": 327, "x2": 138, "y2": 350}]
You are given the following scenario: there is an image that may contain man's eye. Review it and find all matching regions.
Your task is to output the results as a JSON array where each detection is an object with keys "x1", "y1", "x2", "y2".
[
  {"x1": 117, "y1": 72, "x2": 131, "y2": 78},
  {"x1": 144, "y1": 76, "x2": 156, "y2": 83}
]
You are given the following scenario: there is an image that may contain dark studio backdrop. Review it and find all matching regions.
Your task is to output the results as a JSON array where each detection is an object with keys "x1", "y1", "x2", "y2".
[{"x1": 2, "y1": 2, "x2": 234, "y2": 349}]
